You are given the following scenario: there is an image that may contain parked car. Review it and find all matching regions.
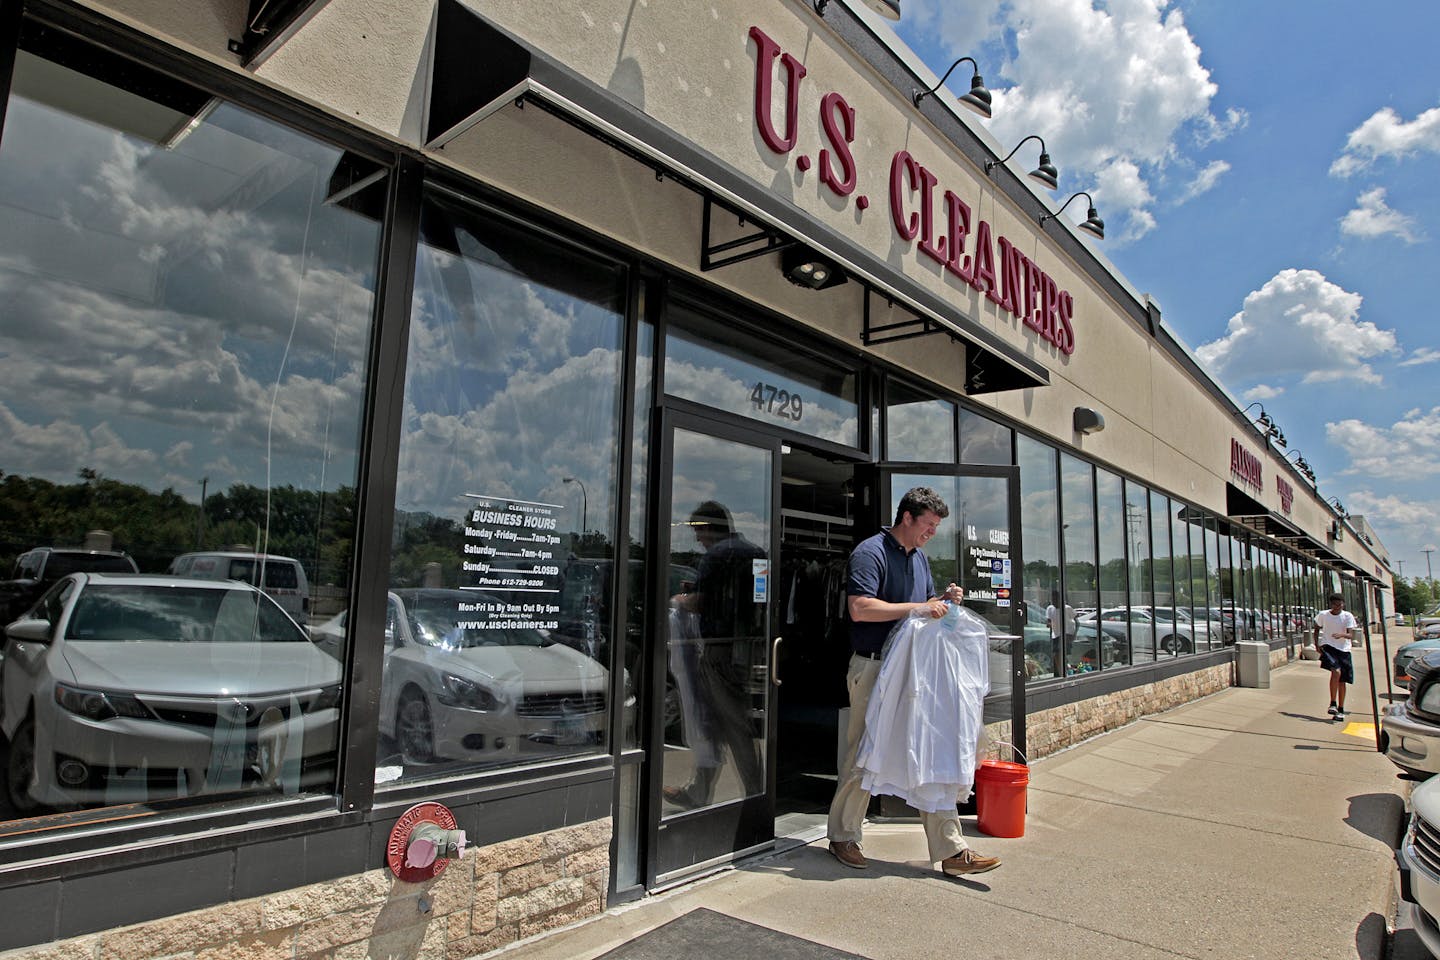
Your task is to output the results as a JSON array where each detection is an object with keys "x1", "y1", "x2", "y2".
[
  {"x1": 0, "y1": 547, "x2": 138, "y2": 625},
  {"x1": 1397, "y1": 759, "x2": 1440, "y2": 958},
  {"x1": 1395, "y1": 612, "x2": 1408, "y2": 626},
  {"x1": 1416, "y1": 614, "x2": 1440, "y2": 640},
  {"x1": 167, "y1": 551, "x2": 310, "y2": 622},
  {"x1": 1087, "y1": 606, "x2": 1194, "y2": 655},
  {"x1": 2, "y1": 573, "x2": 340, "y2": 813},
  {"x1": 1382, "y1": 650, "x2": 1440, "y2": 779},
  {"x1": 1395, "y1": 638, "x2": 1440, "y2": 690},
  {"x1": 372, "y1": 589, "x2": 608, "y2": 769}
]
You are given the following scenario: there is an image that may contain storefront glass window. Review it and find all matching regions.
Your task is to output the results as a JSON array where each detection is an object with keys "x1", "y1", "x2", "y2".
[
  {"x1": 1095, "y1": 469, "x2": 1128, "y2": 669},
  {"x1": 0, "y1": 32, "x2": 383, "y2": 823},
  {"x1": 886, "y1": 380, "x2": 954, "y2": 462},
  {"x1": 1150, "y1": 493, "x2": 1178, "y2": 655},
  {"x1": 378, "y1": 192, "x2": 626, "y2": 783},
  {"x1": 664, "y1": 304, "x2": 858, "y2": 447},
  {"x1": 959, "y1": 409, "x2": 1013, "y2": 466},
  {"x1": 1018, "y1": 437, "x2": 1060, "y2": 681},
  {"x1": 1061, "y1": 454, "x2": 1098, "y2": 675},
  {"x1": 1171, "y1": 505, "x2": 1198, "y2": 652},
  {"x1": 1187, "y1": 511, "x2": 1211, "y2": 651},
  {"x1": 1124, "y1": 481, "x2": 1154, "y2": 664}
]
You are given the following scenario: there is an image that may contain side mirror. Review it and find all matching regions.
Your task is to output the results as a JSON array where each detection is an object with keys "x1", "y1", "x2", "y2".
[{"x1": 5, "y1": 618, "x2": 54, "y2": 644}]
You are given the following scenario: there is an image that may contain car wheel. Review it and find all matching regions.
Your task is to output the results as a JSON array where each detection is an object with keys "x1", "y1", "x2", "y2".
[
  {"x1": 1160, "y1": 634, "x2": 1184, "y2": 655},
  {"x1": 396, "y1": 690, "x2": 436, "y2": 765},
  {"x1": 5, "y1": 717, "x2": 38, "y2": 815}
]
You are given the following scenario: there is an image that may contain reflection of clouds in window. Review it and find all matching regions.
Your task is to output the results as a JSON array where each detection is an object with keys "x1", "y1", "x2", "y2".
[
  {"x1": 395, "y1": 322, "x2": 623, "y2": 526},
  {"x1": 664, "y1": 359, "x2": 857, "y2": 445},
  {"x1": 0, "y1": 91, "x2": 379, "y2": 497},
  {"x1": 888, "y1": 399, "x2": 952, "y2": 462}
]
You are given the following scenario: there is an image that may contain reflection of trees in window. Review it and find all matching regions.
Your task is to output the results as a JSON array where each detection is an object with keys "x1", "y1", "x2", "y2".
[{"x1": 0, "y1": 470, "x2": 356, "y2": 585}]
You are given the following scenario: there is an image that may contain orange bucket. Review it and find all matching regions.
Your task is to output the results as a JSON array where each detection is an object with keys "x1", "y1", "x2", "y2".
[{"x1": 975, "y1": 746, "x2": 1029, "y2": 838}]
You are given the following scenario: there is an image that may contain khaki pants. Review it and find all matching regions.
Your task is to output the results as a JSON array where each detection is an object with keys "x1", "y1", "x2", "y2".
[{"x1": 827, "y1": 653, "x2": 969, "y2": 863}]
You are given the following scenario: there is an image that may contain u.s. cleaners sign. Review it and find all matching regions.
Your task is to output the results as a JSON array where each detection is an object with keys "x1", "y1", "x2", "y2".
[{"x1": 749, "y1": 25, "x2": 1078, "y2": 355}]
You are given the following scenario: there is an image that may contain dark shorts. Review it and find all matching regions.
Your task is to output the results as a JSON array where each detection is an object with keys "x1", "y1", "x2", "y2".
[{"x1": 1320, "y1": 645, "x2": 1354, "y2": 684}]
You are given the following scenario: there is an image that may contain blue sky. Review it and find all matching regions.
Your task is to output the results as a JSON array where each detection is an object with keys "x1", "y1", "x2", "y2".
[{"x1": 891, "y1": 0, "x2": 1440, "y2": 580}]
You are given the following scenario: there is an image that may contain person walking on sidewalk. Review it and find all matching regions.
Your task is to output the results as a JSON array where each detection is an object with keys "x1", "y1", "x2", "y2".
[
  {"x1": 1314, "y1": 593, "x2": 1358, "y2": 721},
  {"x1": 826, "y1": 486, "x2": 1001, "y2": 878}
]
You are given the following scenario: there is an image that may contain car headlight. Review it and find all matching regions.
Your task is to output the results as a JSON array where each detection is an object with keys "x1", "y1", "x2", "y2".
[
  {"x1": 54, "y1": 682, "x2": 152, "y2": 722},
  {"x1": 436, "y1": 673, "x2": 499, "y2": 711}
]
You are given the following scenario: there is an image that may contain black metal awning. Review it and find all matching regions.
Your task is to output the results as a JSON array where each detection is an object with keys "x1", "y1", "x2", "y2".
[
  {"x1": 425, "y1": 0, "x2": 1049, "y2": 396},
  {"x1": 1224, "y1": 483, "x2": 1345, "y2": 562}
]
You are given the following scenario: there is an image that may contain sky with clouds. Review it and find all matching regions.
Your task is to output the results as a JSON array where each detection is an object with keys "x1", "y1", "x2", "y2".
[{"x1": 892, "y1": 0, "x2": 1440, "y2": 583}]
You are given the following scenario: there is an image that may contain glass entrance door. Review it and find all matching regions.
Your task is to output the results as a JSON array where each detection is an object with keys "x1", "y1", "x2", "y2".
[
  {"x1": 873, "y1": 466, "x2": 1026, "y2": 751},
  {"x1": 648, "y1": 412, "x2": 779, "y2": 884}
]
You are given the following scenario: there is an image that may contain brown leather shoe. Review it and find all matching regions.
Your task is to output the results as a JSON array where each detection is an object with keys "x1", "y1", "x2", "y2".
[
  {"x1": 828, "y1": 840, "x2": 867, "y2": 869},
  {"x1": 941, "y1": 849, "x2": 1001, "y2": 876}
]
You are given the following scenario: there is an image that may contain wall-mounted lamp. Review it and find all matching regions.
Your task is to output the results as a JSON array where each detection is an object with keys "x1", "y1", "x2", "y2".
[
  {"x1": 984, "y1": 134, "x2": 1058, "y2": 190},
  {"x1": 1326, "y1": 495, "x2": 1347, "y2": 517},
  {"x1": 1074, "y1": 406, "x2": 1106, "y2": 435},
  {"x1": 1285, "y1": 449, "x2": 1316, "y2": 483},
  {"x1": 815, "y1": 0, "x2": 900, "y2": 20},
  {"x1": 1040, "y1": 191, "x2": 1105, "y2": 240},
  {"x1": 1241, "y1": 401, "x2": 1286, "y2": 447},
  {"x1": 781, "y1": 245, "x2": 847, "y2": 290},
  {"x1": 912, "y1": 56, "x2": 992, "y2": 118}
]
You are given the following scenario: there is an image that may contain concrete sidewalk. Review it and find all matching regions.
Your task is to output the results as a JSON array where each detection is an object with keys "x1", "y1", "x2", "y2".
[{"x1": 490, "y1": 627, "x2": 1416, "y2": 960}]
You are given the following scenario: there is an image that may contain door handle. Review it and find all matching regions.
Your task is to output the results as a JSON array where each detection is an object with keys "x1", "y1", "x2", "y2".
[{"x1": 772, "y1": 636, "x2": 783, "y2": 686}]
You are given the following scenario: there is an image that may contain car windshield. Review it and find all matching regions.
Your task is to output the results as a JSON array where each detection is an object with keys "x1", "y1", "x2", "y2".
[
  {"x1": 43, "y1": 554, "x2": 136, "y2": 578},
  {"x1": 65, "y1": 584, "x2": 308, "y2": 643}
]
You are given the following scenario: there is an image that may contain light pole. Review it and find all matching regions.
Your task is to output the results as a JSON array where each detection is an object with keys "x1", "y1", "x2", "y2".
[
  {"x1": 1425, "y1": 546, "x2": 1437, "y2": 602},
  {"x1": 563, "y1": 477, "x2": 587, "y2": 537}
]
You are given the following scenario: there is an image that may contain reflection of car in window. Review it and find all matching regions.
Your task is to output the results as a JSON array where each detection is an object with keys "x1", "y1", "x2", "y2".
[
  {"x1": 371, "y1": 589, "x2": 609, "y2": 774},
  {"x1": 166, "y1": 551, "x2": 310, "y2": 622},
  {"x1": 0, "y1": 548, "x2": 138, "y2": 625},
  {"x1": 1, "y1": 574, "x2": 341, "y2": 815}
]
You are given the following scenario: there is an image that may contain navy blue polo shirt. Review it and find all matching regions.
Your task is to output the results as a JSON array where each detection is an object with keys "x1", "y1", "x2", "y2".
[{"x1": 847, "y1": 527, "x2": 935, "y2": 654}]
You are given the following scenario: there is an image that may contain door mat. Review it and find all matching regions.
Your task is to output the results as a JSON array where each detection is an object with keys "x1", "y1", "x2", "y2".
[{"x1": 595, "y1": 908, "x2": 869, "y2": 960}]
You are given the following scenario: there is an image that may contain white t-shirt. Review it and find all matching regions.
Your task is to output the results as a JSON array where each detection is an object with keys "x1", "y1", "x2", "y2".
[
  {"x1": 1315, "y1": 609, "x2": 1358, "y2": 652},
  {"x1": 1046, "y1": 603, "x2": 1076, "y2": 638}
]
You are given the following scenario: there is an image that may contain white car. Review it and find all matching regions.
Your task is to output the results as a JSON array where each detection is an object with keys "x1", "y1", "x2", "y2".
[
  {"x1": 1399, "y1": 764, "x2": 1440, "y2": 957},
  {"x1": 1384, "y1": 650, "x2": 1440, "y2": 779},
  {"x1": 2, "y1": 574, "x2": 340, "y2": 813},
  {"x1": 370, "y1": 589, "x2": 608, "y2": 770},
  {"x1": 167, "y1": 551, "x2": 311, "y2": 623},
  {"x1": 1083, "y1": 606, "x2": 1195, "y2": 656}
]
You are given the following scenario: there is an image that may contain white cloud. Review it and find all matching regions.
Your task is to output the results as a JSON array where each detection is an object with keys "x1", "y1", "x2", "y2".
[
  {"x1": 1339, "y1": 187, "x2": 1421, "y2": 243},
  {"x1": 902, "y1": 0, "x2": 1004, "y2": 60},
  {"x1": 1243, "y1": 384, "x2": 1283, "y2": 401},
  {"x1": 1400, "y1": 348, "x2": 1440, "y2": 368},
  {"x1": 1176, "y1": 160, "x2": 1230, "y2": 203},
  {"x1": 1344, "y1": 490, "x2": 1440, "y2": 530},
  {"x1": 1195, "y1": 268, "x2": 1397, "y2": 387},
  {"x1": 1330, "y1": 104, "x2": 1440, "y2": 177},
  {"x1": 970, "y1": 0, "x2": 1239, "y2": 238},
  {"x1": 1327, "y1": 408, "x2": 1440, "y2": 477}
]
